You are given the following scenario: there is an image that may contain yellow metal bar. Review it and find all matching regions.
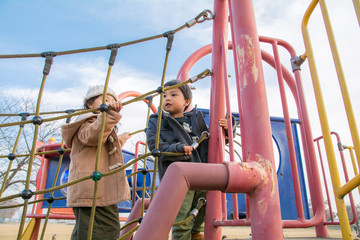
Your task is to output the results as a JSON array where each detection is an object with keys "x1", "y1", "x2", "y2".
[
  {"x1": 353, "y1": 0, "x2": 360, "y2": 26},
  {"x1": 337, "y1": 173, "x2": 360, "y2": 198},
  {"x1": 319, "y1": 0, "x2": 360, "y2": 178},
  {"x1": 301, "y1": 1, "x2": 352, "y2": 239},
  {"x1": 346, "y1": 147, "x2": 360, "y2": 195}
]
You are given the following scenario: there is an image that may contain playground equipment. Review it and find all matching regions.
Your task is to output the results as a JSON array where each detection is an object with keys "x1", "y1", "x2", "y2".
[{"x1": 0, "y1": 0, "x2": 359, "y2": 239}]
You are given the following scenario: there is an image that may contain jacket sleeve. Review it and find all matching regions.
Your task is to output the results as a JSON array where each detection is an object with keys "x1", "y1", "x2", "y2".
[
  {"x1": 146, "y1": 117, "x2": 190, "y2": 162},
  {"x1": 77, "y1": 110, "x2": 121, "y2": 146}
]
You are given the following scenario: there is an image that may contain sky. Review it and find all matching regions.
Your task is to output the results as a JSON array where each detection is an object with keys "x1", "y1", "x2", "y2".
[{"x1": 1, "y1": 1, "x2": 360, "y2": 206}]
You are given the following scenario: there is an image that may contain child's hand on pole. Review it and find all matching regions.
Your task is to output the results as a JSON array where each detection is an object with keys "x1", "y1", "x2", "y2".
[
  {"x1": 183, "y1": 145, "x2": 193, "y2": 155},
  {"x1": 218, "y1": 118, "x2": 229, "y2": 130},
  {"x1": 109, "y1": 101, "x2": 123, "y2": 113}
]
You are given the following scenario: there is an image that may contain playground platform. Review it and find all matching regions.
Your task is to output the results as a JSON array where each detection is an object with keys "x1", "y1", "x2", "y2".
[
  {"x1": 220, "y1": 226, "x2": 359, "y2": 240},
  {"x1": 0, "y1": 223, "x2": 358, "y2": 239}
]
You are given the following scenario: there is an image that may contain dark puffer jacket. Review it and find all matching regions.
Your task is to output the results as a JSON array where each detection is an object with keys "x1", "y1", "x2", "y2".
[{"x1": 146, "y1": 108, "x2": 209, "y2": 180}]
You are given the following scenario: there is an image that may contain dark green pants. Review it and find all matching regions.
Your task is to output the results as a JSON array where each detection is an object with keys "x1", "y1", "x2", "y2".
[
  {"x1": 172, "y1": 190, "x2": 206, "y2": 240},
  {"x1": 71, "y1": 205, "x2": 120, "y2": 240}
]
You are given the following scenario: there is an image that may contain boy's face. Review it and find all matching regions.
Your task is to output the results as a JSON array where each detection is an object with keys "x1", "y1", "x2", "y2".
[
  {"x1": 87, "y1": 94, "x2": 117, "y2": 110},
  {"x1": 163, "y1": 88, "x2": 190, "y2": 118}
]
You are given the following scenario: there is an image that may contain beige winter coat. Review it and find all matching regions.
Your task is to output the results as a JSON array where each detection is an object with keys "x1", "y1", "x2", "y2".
[{"x1": 61, "y1": 110, "x2": 130, "y2": 207}]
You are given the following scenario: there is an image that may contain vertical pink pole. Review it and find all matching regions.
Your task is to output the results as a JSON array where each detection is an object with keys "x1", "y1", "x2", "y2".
[
  {"x1": 205, "y1": 0, "x2": 228, "y2": 239},
  {"x1": 229, "y1": 0, "x2": 283, "y2": 239}
]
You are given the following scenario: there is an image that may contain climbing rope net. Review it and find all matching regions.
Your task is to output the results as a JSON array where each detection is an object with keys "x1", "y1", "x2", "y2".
[{"x1": 0, "y1": 10, "x2": 218, "y2": 240}]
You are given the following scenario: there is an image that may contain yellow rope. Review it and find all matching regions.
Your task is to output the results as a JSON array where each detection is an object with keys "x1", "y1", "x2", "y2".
[
  {"x1": 118, "y1": 225, "x2": 139, "y2": 240},
  {"x1": 173, "y1": 198, "x2": 206, "y2": 226},
  {"x1": 0, "y1": 197, "x2": 66, "y2": 210},
  {"x1": 17, "y1": 68, "x2": 50, "y2": 240},
  {"x1": 0, "y1": 124, "x2": 23, "y2": 197},
  {"x1": 40, "y1": 139, "x2": 67, "y2": 240},
  {"x1": 0, "y1": 148, "x2": 71, "y2": 159}
]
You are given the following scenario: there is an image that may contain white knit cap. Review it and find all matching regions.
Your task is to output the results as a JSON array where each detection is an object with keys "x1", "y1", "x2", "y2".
[{"x1": 83, "y1": 85, "x2": 118, "y2": 105}]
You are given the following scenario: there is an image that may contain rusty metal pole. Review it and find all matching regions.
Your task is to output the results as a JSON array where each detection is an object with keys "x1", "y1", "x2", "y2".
[
  {"x1": 228, "y1": 0, "x2": 283, "y2": 239},
  {"x1": 205, "y1": 0, "x2": 229, "y2": 239}
]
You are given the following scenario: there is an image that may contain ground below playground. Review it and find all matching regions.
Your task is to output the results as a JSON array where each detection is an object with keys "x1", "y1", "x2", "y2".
[{"x1": 0, "y1": 223, "x2": 359, "y2": 239}]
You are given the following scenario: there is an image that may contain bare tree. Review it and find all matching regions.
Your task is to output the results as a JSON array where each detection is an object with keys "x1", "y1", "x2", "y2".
[{"x1": 0, "y1": 90, "x2": 62, "y2": 195}]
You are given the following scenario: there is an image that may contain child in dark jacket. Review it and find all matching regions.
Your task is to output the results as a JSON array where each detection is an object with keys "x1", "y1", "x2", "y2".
[{"x1": 146, "y1": 80, "x2": 233, "y2": 240}]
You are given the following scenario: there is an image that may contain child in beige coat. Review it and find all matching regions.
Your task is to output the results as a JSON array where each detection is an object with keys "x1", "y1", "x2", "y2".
[{"x1": 62, "y1": 85, "x2": 131, "y2": 240}]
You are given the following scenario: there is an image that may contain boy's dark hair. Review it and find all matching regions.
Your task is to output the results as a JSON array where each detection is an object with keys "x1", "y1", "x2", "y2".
[{"x1": 164, "y1": 80, "x2": 192, "y2": 111}]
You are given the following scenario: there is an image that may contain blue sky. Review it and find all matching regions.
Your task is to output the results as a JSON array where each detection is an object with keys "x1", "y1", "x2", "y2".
[
  {"x1": 0, "y1": 0, "x2": 359, "y2": 138},
  {"x1": 1, "y1": 0, "x2": 360, "y2": 190}
]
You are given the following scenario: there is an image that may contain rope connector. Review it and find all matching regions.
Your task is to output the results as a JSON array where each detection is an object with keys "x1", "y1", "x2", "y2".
[
  {"x1": 163, "y1": 30, "x2": 175, "y2": 51},
  {"x1": 185, "y1": 19, "x2": 197, "y2": 28},
  {"x1": 198, "y1": 197, "x2": 206, "y2": 205},
  {"x1": 290, "y1": 54, "x2": 307, "y2": 72},
  {"x1": 8, "y1": 153, "x2": 16, "y2": 161},
  {"x1": 156, "y1": 86, "x2": 164, "y2": 94},
  {"x1": 190, "y1": 69, "x2": 212, "y2": 83},
  {"x1": 201, "y1": 131, "x2": 210, "y2": 138},
  {"x1": 151, "y1": 149, "x2": 161, "y2": 157},
  {"x1": 195, "y1": 10, "x2": 215, "y2": 23},
  {"x1": 46, "y1": 196, "x2": 55, "y2": 204},
  {"x1": 58, "y1": 148, "x2": 65, "y2": 155},
  {"x1": 91, "y1": 171, "x2": 102, "y2": 182},
  {"x1": 19, "y1": 112, "x2": 30, "y2": 121},
  {"x1": 189, "y1": 208, "x2": 199, "y2": 217},
  {"x1": 65, "y1": 109, "x2": 75, "y2": 114},
  {"x1": 21, "y1": 189, "x2": 33, "y2": 200},
  {"x1": 186, "y1": 10, "x2": 214, "y2": 28},
  {"x1": 140, "y1": 168, "x2": 148, "y2": 175},
  {"x1": 32, "y1": 116, "x2": 43, "y2": 125},
  {"x1": 190, "y1": 142, "x2": 199, "y2": 150},
  {"x1": 145, "y1": 95, "x2": 153, "y2": 107},
  {"x1": 191, "y1": 131, "x2": 210, "y2": 150},
  {"x1": 338, "y1": 142, "x2": 344, "y2": 151},
  {"x1": 106, "y1": 43, "x2": 121, "y2": 66},
  {"x1": 41, "y1": 51, "x2": 56, "y2": 75},
  {"x1": 138, "y1": 217, "x2": 143, "y2": 224},
  {"x1": 99, "y1": 104, "x2": 110, "y2": 112},
  {"x1": 65, "y1": 109, "x2": 75, "y2": 123},
  {"x1": 19, "y1": 112, "x2": 30, "y2": 127}
]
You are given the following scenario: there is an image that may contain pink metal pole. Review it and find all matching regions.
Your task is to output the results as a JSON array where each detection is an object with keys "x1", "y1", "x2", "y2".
[
  {"x1": 120, "y1": 199, "x2": 150, "y2": 240},
  {"x1": 291, "y1": 60, "x2": 328, "y2": 237},
  {"x1": 133, "y1": 161, "x2": 264, "y2": 240},
  {"x1": 272, "y1": 42, "x2": 305, "y2": 219},
  {"x1": 177, "y1": 42, "x2": 327, "y2": 229},
  {"x1": 266, "y1": 36, "x2": 327, "y2": 235},
  {"x1": 314, "y1": 132, "x2": 358, "y2": 226},
  {"x1": 206, "y1": 0, "x2": 229, "y2": 239},
  {"x1": 315, "y1": 139, "x2": 335, "y2": 221},
  {"x1": 228, "y1": 0, "x2": 283, "y2": 239}
]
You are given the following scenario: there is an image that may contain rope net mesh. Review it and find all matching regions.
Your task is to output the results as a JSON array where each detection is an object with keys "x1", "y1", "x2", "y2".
[{"x1": 0, "y1": 10, "x2": 214, "y2": 240}]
